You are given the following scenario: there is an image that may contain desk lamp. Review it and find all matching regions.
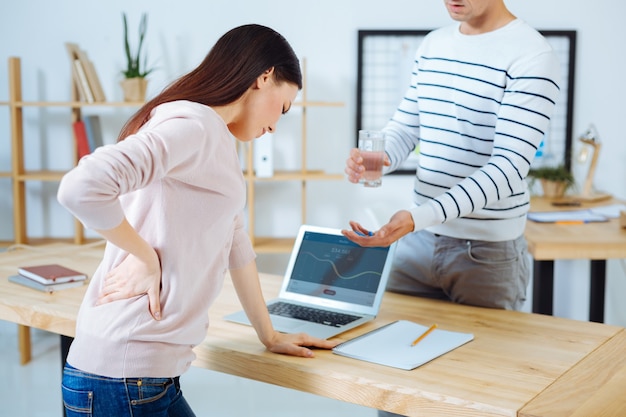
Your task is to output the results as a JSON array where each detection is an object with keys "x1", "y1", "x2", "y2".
[{"x1": 574, "y1": 124, "x2": 611, "y2": 202}]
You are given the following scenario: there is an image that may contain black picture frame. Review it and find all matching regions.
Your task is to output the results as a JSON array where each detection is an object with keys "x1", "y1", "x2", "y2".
[{"x1": 356, "y1": 29, "x2": 577, "y2": 174}]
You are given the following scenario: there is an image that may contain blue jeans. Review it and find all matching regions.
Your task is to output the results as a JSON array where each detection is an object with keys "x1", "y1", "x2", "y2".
[{"x1": 62, "y1": 363, "x2": 196, "y2": 417}]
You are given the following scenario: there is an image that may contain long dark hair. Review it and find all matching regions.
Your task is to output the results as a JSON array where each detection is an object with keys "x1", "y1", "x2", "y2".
[{"x1": 118, "y1": 24, "x2": 302, "y2": 141}]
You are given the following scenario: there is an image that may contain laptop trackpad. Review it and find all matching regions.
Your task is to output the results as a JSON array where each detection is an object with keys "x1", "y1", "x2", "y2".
[{"x1": 270, "y1": 316, "x2": 309, "y2": 333}]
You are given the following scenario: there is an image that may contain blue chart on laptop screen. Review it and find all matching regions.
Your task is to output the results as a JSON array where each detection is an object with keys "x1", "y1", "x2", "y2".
[{"x1": 286, "y1": 231, "x2": 390, "y2": 306}]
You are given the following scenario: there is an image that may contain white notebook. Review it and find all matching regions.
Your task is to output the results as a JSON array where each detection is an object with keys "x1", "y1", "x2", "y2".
[{"x1": 332, "y1": 320, "x2": 474, "y2": 370}]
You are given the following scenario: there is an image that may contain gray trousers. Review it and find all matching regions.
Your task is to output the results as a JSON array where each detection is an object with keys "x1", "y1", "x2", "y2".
[{"x1": 388, "y1": 230, "x2": 529, "y2": 309}]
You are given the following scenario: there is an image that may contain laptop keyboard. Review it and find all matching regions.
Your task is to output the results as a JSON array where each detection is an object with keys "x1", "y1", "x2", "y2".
[{"x1": 268, "y1": 302, "x2": 361, "y2": 328}]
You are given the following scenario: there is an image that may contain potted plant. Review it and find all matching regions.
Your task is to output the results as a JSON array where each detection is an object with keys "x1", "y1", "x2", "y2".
[
  {"x1": 528, "y1": 165, "x2": 575, "y2": 198},
  {"x1": 120, "y1": 12, "x2": 155, "y2": 102}
]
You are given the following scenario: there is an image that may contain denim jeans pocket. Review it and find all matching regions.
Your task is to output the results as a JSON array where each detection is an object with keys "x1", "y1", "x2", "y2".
[
  {"x1": 127, "y1": 377, "x2": 173, "y2": 405},
  {"x1": 62, "y1": 384, "x2": 93, "y2": 416}
]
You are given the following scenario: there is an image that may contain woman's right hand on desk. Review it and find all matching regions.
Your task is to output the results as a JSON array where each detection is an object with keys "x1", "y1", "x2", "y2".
[{"x1": 262, "y1": 331, "x2": 339, "y2": 358}]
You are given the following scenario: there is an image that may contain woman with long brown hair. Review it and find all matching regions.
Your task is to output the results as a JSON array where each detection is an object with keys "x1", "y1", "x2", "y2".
[{"x1": 58, "y1": 24, "x2": 336, "y2": 416}]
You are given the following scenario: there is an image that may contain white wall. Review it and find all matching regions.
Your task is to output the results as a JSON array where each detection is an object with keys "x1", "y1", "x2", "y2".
[{"x1": 1, "y1": 0, "x2": 624, "y2": 326}]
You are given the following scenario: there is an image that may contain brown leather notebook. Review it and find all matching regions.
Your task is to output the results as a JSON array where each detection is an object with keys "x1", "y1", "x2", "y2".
[{"x1": 17, "y1": 264, "x2": 87, "y2": 285}]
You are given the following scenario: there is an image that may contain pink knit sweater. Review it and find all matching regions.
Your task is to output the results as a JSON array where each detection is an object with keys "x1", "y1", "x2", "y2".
[{"x1": 58, "y1": 100, "x2": 256, "y2": 378}]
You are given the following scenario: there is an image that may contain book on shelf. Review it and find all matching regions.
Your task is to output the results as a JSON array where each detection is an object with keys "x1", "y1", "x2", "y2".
[
  {"x1": 75, "y1": 49, "x2": 106, "y2": 102},
  {"x1": 9, "y1": 274, "x2": 86, "y2": 293},
  {"x1": 83, "y1": 115, "x2": 104, "y2": 151},
  {"x1": 68, "y1": 64, "x2": 87, "y2": 102},
  {"x1": 72, "y1": 120, "x2": 91, "y2": 159},
  {"x1": 65, "y1": 42, "x2": 105, "y2": 103},
  {"x1": 73, "y1": 59, "x2": 95, "y2": 103},
  {"x1": 17, "y1": 263, "x2": 88, "y2": 285},
  {"x1": 332, "y1": 320, "x2": 474, "y2": 370}
]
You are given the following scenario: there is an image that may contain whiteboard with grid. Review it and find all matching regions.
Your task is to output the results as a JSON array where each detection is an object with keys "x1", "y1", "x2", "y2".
[{"x1": 356, "y1": 30, "x2": 576, "y2": 174}]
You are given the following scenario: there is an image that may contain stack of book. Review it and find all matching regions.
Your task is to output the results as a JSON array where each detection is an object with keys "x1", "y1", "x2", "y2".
[
  {"x1": 65, "y1": 42, "x2": 106, "y2": 103},
  {"x1": 64, "y1": 42, "x2": 107, "y2": 160},
  {"x1": 9, "y1": 264, "x2": 88, "y2": 293}
]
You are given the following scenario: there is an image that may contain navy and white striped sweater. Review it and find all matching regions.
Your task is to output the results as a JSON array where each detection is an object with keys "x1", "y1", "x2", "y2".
[{"x1": 383, "y1": 19, "x2": 561, "y2": 241}]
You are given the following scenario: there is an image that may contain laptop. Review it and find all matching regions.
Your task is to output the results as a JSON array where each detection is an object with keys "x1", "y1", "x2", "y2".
[{"x1": 224, "y1": 225, "x2": 397, "y2": 339}]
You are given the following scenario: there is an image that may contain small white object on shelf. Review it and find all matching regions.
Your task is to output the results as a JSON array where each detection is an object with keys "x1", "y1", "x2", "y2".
[{"x1": 253, "y1": 133, "x2": 274, "y2": 178}]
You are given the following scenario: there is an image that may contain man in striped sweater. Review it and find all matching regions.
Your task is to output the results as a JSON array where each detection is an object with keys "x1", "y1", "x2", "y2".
[{"x1": 345, "y1": 1, "x2": 560, "y2": 319}]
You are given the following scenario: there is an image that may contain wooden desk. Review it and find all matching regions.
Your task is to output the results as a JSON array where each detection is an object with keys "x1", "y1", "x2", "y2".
[
  {"x1": 525, "y1": 197, "x2": 626, "y2": 322},
  {"x1": 0, "y1": 243, "x2": 104, "y2": 337},
  {"x1": 1, "y1": 244, "x2": 625, "y2": 416},
  {"x1": 519, "y1": 329, "x2": 626, "y2": 417},
  {"x1": 0, "y1": 243, "x2": 105, "y2": 365}
]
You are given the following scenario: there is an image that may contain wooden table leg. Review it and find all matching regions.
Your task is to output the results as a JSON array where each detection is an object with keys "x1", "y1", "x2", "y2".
[
  {"x1": 17, "y1": 325, "x2": 31, "y2": 365},
  {"x1": 532, "y1": 260, "x2": 554, "y2": 315},
  {"x1": 589, "y1": 260, "x2": 606, "y2": 323}
]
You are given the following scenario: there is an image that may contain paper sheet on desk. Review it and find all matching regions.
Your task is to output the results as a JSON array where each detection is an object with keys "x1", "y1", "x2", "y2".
[
  {"x1": 332, "y1": 320, "x2": 474, "y2": 370},
  {"x1": 587, "y1": 204, "x2": 626, "y2": 218},
  {"x1": 527, "y1": 209, "x2": 608, "y2": 223}
]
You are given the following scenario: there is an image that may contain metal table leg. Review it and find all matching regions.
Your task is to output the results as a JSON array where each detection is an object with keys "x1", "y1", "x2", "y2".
[{"x1": 532, "y1": 260, "x2": 554, "y2": 315}]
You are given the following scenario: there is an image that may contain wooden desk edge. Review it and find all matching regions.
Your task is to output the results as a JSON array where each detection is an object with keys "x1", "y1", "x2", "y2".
[
  {"x1": 525, "y1": 197, "x2": 626, "y2": 260},
  {"x1": 519, "y1": 328, "x2": 626, "y2": 417},
  {"x1": 192, "y1": 338, "x2": 515, "y2": 416},
  {"x1": 0, "y1": 305, "x2": 77, "y2": 338}
]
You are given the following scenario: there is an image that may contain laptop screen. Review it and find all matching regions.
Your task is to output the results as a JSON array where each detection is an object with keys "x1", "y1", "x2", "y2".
[{"x1": 285, "y1": 231, "x2": 391, "y2": 307}]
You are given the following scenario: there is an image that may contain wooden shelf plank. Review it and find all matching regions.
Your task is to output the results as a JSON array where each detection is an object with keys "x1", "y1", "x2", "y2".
[
  {"x1": 294, "y1": 101, "x2": 343, "y2": 107},
  {"x1": 16, "y1": 171, "x2": 66, "y2": 181},
  {"x1": 242, "y1": 170, "x2": 344, "y2": 181},
  {"x1": 252, "y1": 237, "x2": 296, "y2": 253},
  {"x1": 1, "y1": 237, "x2": 103, "y2": 247},
  {"x1": 13, "y1": 101, "x2": 144, "y2": 107}
]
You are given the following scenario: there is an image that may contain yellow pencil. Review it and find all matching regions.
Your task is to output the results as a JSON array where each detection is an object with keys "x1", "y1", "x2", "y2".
[{"x1": 411, "y1": 324, "x2": 438, "y2": 346}]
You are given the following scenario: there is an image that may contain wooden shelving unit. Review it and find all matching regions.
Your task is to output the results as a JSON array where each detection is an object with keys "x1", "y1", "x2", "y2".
[
  {"x1": 4, "y1": 56, "x2": 143, "y2": 246},
  {"x1": 2, "y1": 57, "x2": 344, "y2": 252},
  {"x1": 0, "y1": 100, "x2": 11, "y2": 248}
]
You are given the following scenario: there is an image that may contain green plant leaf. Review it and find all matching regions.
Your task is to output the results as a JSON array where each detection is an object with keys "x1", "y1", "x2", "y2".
[
  {"x1": 527, "y1": 165, "x2": 575, "y2": 191},
  {"x1": 122, "y1": 12, "x2": 154, "y2": 79}
]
